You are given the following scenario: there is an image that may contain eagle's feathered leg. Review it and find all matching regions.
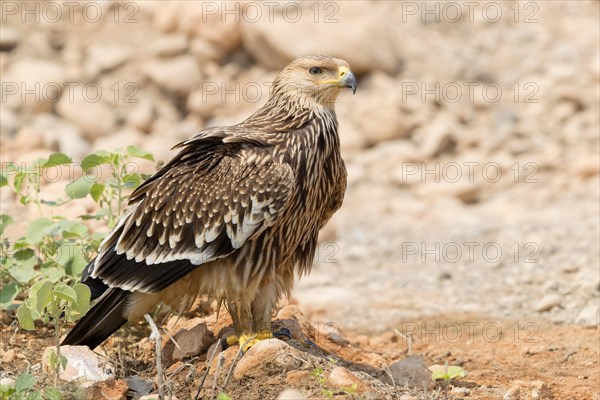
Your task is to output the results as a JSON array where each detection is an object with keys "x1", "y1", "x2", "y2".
[
  {"x1": 251, "y1": 281, "x2": 277, "y2": 335},
  {"x1": 227, "y1": 297, "x2": 268, "y2": 351}
]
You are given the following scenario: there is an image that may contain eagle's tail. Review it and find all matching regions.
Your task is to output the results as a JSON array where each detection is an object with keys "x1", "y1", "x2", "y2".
[{"x1": 61, "y1": 286, "x2": 129, "y2": 349}]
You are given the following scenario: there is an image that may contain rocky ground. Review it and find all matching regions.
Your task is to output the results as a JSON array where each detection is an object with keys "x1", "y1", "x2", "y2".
[{"x1": 1, "y1": 1, "x2": 599, "y2": 399}]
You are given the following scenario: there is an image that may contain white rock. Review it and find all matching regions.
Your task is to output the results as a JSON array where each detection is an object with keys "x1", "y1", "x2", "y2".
[
  {"x1": 0, "y1": 26, "x2": 20, "y2": 50},
  {"x1": 576, "y1": 302, "x2": 599, "y2": 326},
  {"x1": 241, "y1": 2, "x2": 401, "y2": 74},
  {"x1": 534, "y1": 294, "x2": 562, "y2": 312},
  {"x1": 56, "y1": 92, "x2": 116, "y2": 140},
  {"x1": 3, "y1": 59, "x2": 67, "y2": 111},
  {"x1": 234, "y1": 339, "x2": 303, "y2": 379},
  {"x1": 0, "y1": 108, "x2": 19, "y2": 136},
  {"x1": 503, "y1": 385, "x2": 521, "y2": 400},
  {"x1": 146, "y1": 34, "x2": 188, "y2": 57},
  {"x1": 85, "y1": 44, "x2": 131, "y2": 76},
  {"x1": 419, "y1": 114, "x2": 458, "y2": 158},
  {"x1": 277, "y1": 388, "x2": 307, "y2": 400},
  {"x1": 143, "y1": 56, "x2": 202, "y2": 94},
  {"x1": 42, "y1": 345, "x2": 115, "y2": 384},
  {"x1": 152, "y1": 2, "x2": 241, "y2": 55},
  {"x1": 127, "y1": 101, "x2": 155, "y2": 133},
  {"x1": 32, "y1": 114, "x2": 89, "y2": 160},
  {"x1": 337, "y1": 73, "x2": 410, "y2": 148},
  {"x1": 0, "y1": 378, "x2": 16, "y2": 391}
]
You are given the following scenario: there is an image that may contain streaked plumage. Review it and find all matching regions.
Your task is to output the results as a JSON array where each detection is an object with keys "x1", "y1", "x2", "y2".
[{"x1": 62, "y1": 55, "x2": 357, "y2": 349}]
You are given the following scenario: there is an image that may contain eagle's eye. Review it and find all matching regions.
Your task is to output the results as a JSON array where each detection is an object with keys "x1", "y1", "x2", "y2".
[{"x1": 309, "y1": 67, "x2": 322, "y2": 75}]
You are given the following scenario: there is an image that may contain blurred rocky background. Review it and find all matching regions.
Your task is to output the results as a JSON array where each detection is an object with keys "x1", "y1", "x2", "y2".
[{"x1": 1, "y1": 0, "x2": 599, "y2": 336}]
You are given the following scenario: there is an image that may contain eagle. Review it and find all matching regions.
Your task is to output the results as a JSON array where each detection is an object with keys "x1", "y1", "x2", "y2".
[{"x1": 62, "y1": 55, "x2": 357, "y2": 351}]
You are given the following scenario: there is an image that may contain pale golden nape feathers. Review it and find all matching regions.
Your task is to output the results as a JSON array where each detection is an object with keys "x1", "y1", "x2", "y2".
[{"x1": 62, "y1": 55, "x2": 356, "y2": 350}]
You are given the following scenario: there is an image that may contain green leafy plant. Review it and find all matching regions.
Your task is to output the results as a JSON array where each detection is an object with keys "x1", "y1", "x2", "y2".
[
  {"x1": 1, "y1": 146, "x2": 156, "y2": 394},
  {"x1": 0, "y1": 147, "x2": 155, "y2": 307},
  {"x1": 429, "y1": 363, "x2": 467, "y2": 400},
  {"x1": 0, "y1": 373, "x2": 62, "y2": 400},
  {"x1": 311, "y1": 367, "x2": 334, "y2": 399},
  {"x1": 17, "y1": 279, "x2": 91, "y2": 386},
  {"x1": 429, "y1": 364, "x2": 466, "y2": 382}
]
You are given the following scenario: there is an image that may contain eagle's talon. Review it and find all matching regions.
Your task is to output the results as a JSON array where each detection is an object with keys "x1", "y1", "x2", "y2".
[
  {"x1": 223, "y1": 334, "x2": 239, "y2": 350},
  {"x1": 273, "y1": 327, "x2": 292, "y2": 340}
]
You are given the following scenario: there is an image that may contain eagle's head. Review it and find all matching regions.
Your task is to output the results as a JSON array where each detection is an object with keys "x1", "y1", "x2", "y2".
[{"x1": 271, "y1": 54, "x2": 357, "y2": 108}]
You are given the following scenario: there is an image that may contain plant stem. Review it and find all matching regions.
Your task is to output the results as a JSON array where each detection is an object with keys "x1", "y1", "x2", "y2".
[
  {"x1": 144, "y1": 314, "x2": 164, "y2": 400},
  {"x1": 54, "y1": 315, "x2": 61, "y2": 388}
]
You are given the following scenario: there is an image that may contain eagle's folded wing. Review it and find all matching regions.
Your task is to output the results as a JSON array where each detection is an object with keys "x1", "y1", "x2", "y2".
[{"x1": 87, "y1": 136, "x2": 294, "y2": 293}]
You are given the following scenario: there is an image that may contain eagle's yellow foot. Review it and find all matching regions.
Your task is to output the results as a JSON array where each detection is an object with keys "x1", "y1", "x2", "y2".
[{"x1": 239, "y1": 331, "x2": 273, "y2": 352}]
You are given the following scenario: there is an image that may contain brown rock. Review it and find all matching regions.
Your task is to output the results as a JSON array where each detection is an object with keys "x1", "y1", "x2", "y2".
[
  {"x1": 327, "y1": 366, "x2": 367, "y2": 392},
  {"x1": 163, "y1": 322, "x2": 214, "y2": 362},
  {"x1": 2, "y1": 349, "x2": 16, "y2": 363},
  {"x1": 387, "y1": 355, "x2": 431, "y2": 389},
  {"x1": 85, "y1": 379, "x2": 128, "y2": 400},
  {"x1": 285, "y1": 370, "x2": 313, "y2": 386},
  {"x1": 276, "y1": 305, "x2": 315, "y2": 339}
]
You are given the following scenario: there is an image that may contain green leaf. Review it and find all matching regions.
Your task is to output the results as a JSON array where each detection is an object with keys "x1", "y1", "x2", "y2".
[
  {"x1": 80, "y1": 152, "x2": 110, "y2": 171},
  {"x1": 41, "y1": 267, "x2": 65, "y2": 283},
  {"x1": 8, "y1": 263, "x2": 36, "y2": 284},
  {"x1": 71, "y1": 283, "x2": 91, "y2": 316},
  {"x1": 0, "y1": 282, "x2": 19, "y2": 308},
  {"x1": 90, "y1": 183, "x2": 105, "y2": 202},
  {"x1": 122, "y1": 173, "x2": 141, "y2": 188},
  {"x1": 40, "y1": 153, "x2": 72, "y2": 168},
  {"x1": 65, "y1": 176, "x2": 94, "y2": 199},
  {"x1": 447, "y1": 366, "x2": 466, "y2": 380},
  {"x1": 26, "y1": 218, "x2": 53, "y2": 243},
  {"x1": 59, "y1": 221, "x2": 88, "y2": 238},
  {"x1": 27, "y1": 391, "x2": 44, "y2": 400},
  {"x1": 53, "y1": 283, "x2": 77, "y2": 304},
  {"x1": 29, "y1": 279, "x2": 54, "y2": 316},
  {"x1": 17, "y1": 304, "x2": 35, "y2": 330},
  {"x1": 430, "y1": 365, "x2": 466, "y2": 381},
  {"x1": 0, "y1": 173, "x2": 7, "y2": 188},
  {"x1": 72, "y1": 247, "x2": 88, "y2": 276},
  {"x1": 14, "y1": 171, "x2": 26, "y2": 192},
  {"x1": 45, "y1": 387, "x2": 62, "y2": 400},
  {"x1": 0, "y1": 214, "x2": 14, "y2": 236},
  {"x1": 15, "y1": 373, "x2": 36, "y2": 392},
  {"x1": 126, "y1": 145, "x2": 155, "y2": 161}
]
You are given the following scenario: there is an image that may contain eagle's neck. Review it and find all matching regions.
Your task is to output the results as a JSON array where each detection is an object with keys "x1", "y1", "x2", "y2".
[{"x1": 242, "y1": 88, "x2": 338, "y2": 134}]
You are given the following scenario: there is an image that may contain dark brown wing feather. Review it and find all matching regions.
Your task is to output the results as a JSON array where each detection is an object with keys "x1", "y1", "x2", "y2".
[{"x1": 89, "y1": 131, "x2": 294, "y2": 293}]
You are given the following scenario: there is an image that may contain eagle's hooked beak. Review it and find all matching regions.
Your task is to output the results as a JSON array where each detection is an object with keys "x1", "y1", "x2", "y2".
[{"x1": 338, "y1": 66, "x2": 357, "y2": 94}]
